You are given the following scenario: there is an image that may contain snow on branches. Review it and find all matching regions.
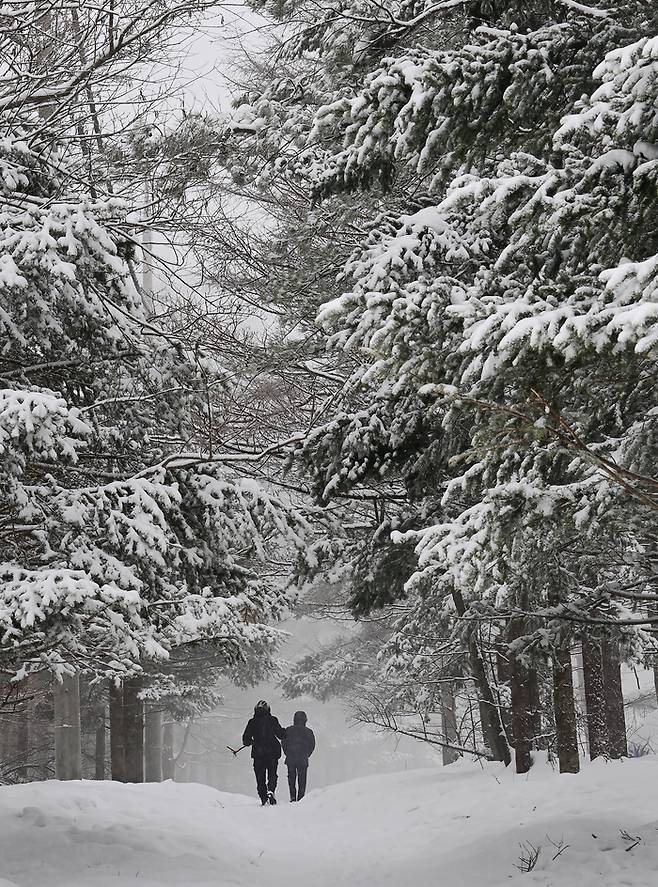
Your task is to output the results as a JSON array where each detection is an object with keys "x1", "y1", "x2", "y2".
[
  {"x1": 298, "y1": 9, "x2": 658, "y2": 641},
  {"x1": 0, "y1": 389, "x2": 90, "y2": 473},
  {"x1": 205, "y1": 0, "x2": 658, "y2": 769},
  {"x1": 310, "y1": 20, "x2": 627, "y2": 195},
  {"x1": 0, "y1": 113, "x2": 308, "y2": 684}
]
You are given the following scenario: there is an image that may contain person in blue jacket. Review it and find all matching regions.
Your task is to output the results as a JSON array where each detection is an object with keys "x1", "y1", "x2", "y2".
[
  {"x1": 282, "y1": 711, "x2": 315, "y2": 801},
  {"x1": 242, "y1": 700, "x2": 286, "y2": 805}
]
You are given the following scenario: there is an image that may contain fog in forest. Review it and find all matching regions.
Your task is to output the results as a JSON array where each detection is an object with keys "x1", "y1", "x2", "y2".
[{"x1": 178, "y1": 616, "x2": 440, "y2": 795}]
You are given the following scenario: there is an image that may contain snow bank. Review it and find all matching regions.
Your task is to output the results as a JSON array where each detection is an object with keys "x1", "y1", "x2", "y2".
[{"x1": 2, "y1": 751, "x2": 658, "y2": 887}]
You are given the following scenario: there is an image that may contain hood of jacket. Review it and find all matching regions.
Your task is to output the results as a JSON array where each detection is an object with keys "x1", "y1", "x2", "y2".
[{"x1": 293, "y1": 711, "x2": 307, "y2": 726}]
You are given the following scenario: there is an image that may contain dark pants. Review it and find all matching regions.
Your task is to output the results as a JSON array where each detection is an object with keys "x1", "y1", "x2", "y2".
[
  {"x1": 287, "y1": 763, "x2": 308, "y2": 801},
  {"x1": 253, "y1": 757, "x2": 278, "y2": 802}
]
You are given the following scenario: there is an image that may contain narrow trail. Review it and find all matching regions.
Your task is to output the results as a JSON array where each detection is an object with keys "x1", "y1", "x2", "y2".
[{"x1": 1, "y1": 758, "x2": 658, "y2": 887}]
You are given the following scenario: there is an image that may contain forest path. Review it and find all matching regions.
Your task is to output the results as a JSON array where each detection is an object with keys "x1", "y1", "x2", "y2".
[{"x1": 1, "y1": 752, "x2": 658, "y2": 887}]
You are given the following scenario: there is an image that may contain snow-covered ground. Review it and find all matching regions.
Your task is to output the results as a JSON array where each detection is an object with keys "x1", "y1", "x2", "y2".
[
  {"x1": 186, "y1": 615, "x2": 441, "y2": 794},
  {"x1": 3, "y1": 666, "x2": 656, "y2": 887},
  {"x1": 3, "y1": 731, "x2": 658, "y2": 887}
]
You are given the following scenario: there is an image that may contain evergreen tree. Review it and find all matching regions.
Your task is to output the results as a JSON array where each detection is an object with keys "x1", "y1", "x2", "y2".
[
  {"x1": 224, "y1": 0, "x2": 658, "y2": 770},
  {"x1": 0, "y1": 5, "x2": 309, "y2": 697}
]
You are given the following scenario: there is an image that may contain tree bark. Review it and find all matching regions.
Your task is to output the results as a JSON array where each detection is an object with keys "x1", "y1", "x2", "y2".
[
  {"x1": 571, "y1": 645, "x2": 588, "y2": 757},
  {"x1": 495, "y1": 642, "x2": 512, "y2": 742},
  {"x1": 0, "y1": 681, "x2": 30, "y2": 781},
  {"x1": 469, "y1": 631, "x2": 511, "y2": 764},
  {"x1": 0, "y1": 685, "x2": 8, "y2": 768},
  {"x1": 440, "y1": 685, "x2": 459, "y2": 766},
  {"x1": 53, "y1": 673, "x2": 81, "y2": 780},
  {"x1": 95, "y1": 707, "x2": 106, "y2": 780},
  {"x1": 582, "y1": 634, "x2": 609, "y2": 760},
  {"x1": 162, "y1": 722, "x2": 175, "y2": 780},
  {"x1": 123, "y1": 677, "x2": 144, "y2": 783},
  {"x1": 602, "y1": 638, "x2": 627, "y2": 759},
  {"x1": 144, "y1": 704, "x2": 163, "y2": 782},
  {"x1": 648, "y1": 606, "x2": 658, "y2": 706},
  {"x1": 109, "y1": 681, "x2": 126, "y2": 782},
  {"x1": 528, "y1": 667, "x2": 544, "y2": 749},
  {"x1": 552, "y1": 645, "x2": 579, "y2": 773},
  {"x1": 452, "y1": 589, "x2": 510, "y2": 764},
  {"x1": 508, "y1": 617, "x2": 533, "y2": 774},
  {"x1": 27, "y1": 673, "x2": 53, "y2": 780},
  {"x1": 15, "y1": 689, "x2": 29, "y2": 781}
]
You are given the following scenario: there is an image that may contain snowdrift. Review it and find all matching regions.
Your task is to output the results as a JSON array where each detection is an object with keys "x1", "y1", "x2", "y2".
[{"x1": 2, "y1": 747, "x2": 658, "y2": 887}]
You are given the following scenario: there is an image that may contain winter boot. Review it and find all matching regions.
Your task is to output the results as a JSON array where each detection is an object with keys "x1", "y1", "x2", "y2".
[{"x1": 267, "y1": 791, "x2": 277, "y2": 805}]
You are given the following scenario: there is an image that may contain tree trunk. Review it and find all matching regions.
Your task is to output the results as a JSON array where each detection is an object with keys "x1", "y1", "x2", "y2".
[
  {"x1": 0, "y1": 686, "x2": 8, "y2": 768},
  {"x1": 581, "y1": 634, "x2": 609, "y2": 760},
  {"x1": 478, "y1": 700, "x2": 492, "y2": 750},
  {"x1": 0, "y1": 681, "x2": 30, "y2": 781},
  {"x1": 95, "y1": 707, "x2": 106, "y2": 780},
  {"x1": 27, "y1": 673, "x2": 53, "y2": 780},
  {"x1": 648, "y1": 606, "x2": 658, "y2": 706},
  {"x1": 6, "y1": 680, "x2": 29, "y2": 781},
  {"x1": 508, "y1": 617, "x2": 533, "y2": 774},
  {"x1": 440, "y1": 685, "x2": 459, "y2": 765},
  {"x1": 53, "y1": 673, "x2": 81, "y2": 780},
  {"x1": 571, "y1": 645, "x2": 588, "y2": 757},
  {"x1": 15, "y1": 689, "x2": 29, "y2": 781},
  {"x1": 162, "y1": 722, "x2": 175, "y2": 780},
  {"x1": 453, "y1": 590, "x2": 510, "y2": 765},
  {"x1": 602, "y1": 638, "x2": 627, "y2": 759},
  {"x1": 123, "y1": 677, "x2": 144, "y2": 783},
  {"x1": 552, "y1": 645, "x2": 579, "y2": 773},
  {"x1": 470, "y1": 632, "x2": 511, "y2": 764},
  {"x1": 144, "y1": 704, "x2": 163, "y2": 782},
  {"x1": 528, "y1": 667, "x2": 544, "y2": 749},
  {"x1": 109, "y1": 681, "x2": 126, "y2": 782},
  {"x1": 495, "y1": 641, "x2": 512, "y2": 741}
]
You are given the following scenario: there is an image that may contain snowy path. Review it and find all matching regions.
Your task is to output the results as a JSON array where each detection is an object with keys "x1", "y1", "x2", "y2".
[{"x1": 2, "y1": 756, "x2": 658, "y2": 887}]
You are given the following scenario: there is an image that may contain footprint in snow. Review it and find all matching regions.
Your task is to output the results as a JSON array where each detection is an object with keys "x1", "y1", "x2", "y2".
[{"x1": 18, "y1": 807, "x2": 47, "y2": 828}]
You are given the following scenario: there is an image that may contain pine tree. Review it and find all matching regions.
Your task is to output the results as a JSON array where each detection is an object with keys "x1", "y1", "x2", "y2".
[
  {"x1": 227, "y1": 0, "x2": 658, "y2": 771},
  {"x1": 129, "y1": 0, "x2": 658, "y2": 774},
  {"x1": 0, "y1": 5, "x2": 311, "y2": 772}
]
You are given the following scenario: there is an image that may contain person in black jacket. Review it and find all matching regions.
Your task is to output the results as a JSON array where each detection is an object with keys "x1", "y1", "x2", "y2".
[
  {"x1": 282, "y1": 711, "x2": 315, "y2": 802},
  {"x1": 242, "y1": 700, "x2": 286, "y2": 805}
]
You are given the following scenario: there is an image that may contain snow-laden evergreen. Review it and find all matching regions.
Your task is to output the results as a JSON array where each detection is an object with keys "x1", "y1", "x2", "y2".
[
  {"x1": 218, "y1": 0, "x2": 658, "y2": 768},
  {"x1": 0, "y1": 120, "x2": 308, "y2": 686},
  {"x1": 3, "y1": 0, "x2": 657, "y2": 786}
]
